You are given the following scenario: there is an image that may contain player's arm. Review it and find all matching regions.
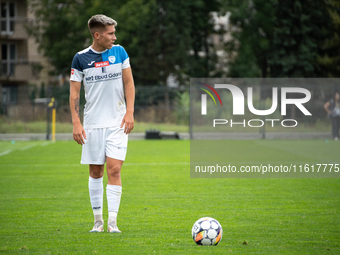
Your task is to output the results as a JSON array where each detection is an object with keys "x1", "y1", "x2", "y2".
[
  {"x1": 121, "y1": 67, "x2": 135, "y2": 134},
  {"x1": 323, "y1": 101, "x2": 331, "y2": 115},
  {"x1": 70, "y1": 80, "x2": 86, "y2": 144}
]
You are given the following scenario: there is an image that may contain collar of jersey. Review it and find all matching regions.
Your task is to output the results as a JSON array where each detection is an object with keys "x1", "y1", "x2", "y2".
[{"x1": 90, "y1": 46, "x2": 108, "y2": 54}]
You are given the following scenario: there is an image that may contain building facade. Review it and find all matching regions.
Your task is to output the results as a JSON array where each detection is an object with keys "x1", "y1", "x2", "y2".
[{"x1": 0, "y1": 0, "x2": 48, "y2": 119}]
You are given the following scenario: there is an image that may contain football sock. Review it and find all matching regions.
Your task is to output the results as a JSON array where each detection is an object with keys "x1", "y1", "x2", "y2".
[
  {"x1": 88, "y1": 176, "x2": 103, "y2": 222},
  {"x1": 106, "y1": 184, "x2": 122, "y2": 224},
  {"x1": 108, "y1": 211, "x2": 118, "y2": 224}
]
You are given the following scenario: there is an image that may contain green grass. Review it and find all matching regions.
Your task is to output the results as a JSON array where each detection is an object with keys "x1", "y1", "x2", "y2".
[
  {"x1": 191, "y1": 139, "x2": 340, "y2": 178},
  {"x1": 0, "y1": 118, "x2": 331, "y2": 134},
  {"x1": 0, "y1": 140, "x2": 339, "y2": 254},
  {"x1": 0, "y1": 120, "x2": 189, "y2": 133}
]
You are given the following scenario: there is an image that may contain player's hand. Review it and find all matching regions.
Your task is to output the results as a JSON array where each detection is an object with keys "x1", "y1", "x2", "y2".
[
  {"x1": 73, "y1": 122, "x2": 86, "y2": 145},
  {"x1": 121, "y1": 111, "x2": 134, "y2": 134}
]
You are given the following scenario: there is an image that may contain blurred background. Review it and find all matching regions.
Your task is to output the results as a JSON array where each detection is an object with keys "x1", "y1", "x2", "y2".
[{"x1": 0, "y1": 0, "x2": 339, "y2": 136}]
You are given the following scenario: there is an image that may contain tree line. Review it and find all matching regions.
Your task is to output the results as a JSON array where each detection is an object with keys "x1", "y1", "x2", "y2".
[{"x1": 28, "y1": 0, "x2": 340, "y2": 86}]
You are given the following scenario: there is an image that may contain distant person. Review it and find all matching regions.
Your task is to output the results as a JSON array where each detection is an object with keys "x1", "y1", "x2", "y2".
[
  {"x1": 323, "y1": 91, "x2": 340, "y2": 141},
  {"x1": 69, "y1": 14, "x2": 135, "y2": 233}
]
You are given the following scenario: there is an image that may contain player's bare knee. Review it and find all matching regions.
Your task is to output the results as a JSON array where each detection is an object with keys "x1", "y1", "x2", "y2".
[
  {"x1": 89, "y1": 165, "x2": 104, "y2": 178},
  {"x1": 90, "y1": 171, "x2": 103, "y2": 178},
  {"x1": 107, "y1": 165, "x2": 121, "y2": 179},
  {"x1": 107, "y1": 171, "x2": 121, "y2": 182},
  {"x1": 90, "y1": 172, "x2": 103, "y2": 179},
  {"x1": 108, "y1": 171, "x2": 121, "y2": 180}
]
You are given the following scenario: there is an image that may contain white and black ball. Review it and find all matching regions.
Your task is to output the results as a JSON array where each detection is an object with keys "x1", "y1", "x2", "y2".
[{"x1": 192, "y1": 217, "x2": 223, "y2": 246}]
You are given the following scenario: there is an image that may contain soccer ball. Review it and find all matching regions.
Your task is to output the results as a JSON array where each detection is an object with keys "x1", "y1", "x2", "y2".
[{"x1": 192, "y1": 217, "x2": 222, "y2": 246}]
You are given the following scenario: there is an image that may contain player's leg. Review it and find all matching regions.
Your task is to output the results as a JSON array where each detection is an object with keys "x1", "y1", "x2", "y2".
[
  {"x1": 106, "y1": 157, "x2": 123, "y2": 233},
  {"x1": 81, "y1": 128, "x2": 106, "y2": 232},
  {"x1": 88, "y1": 164, "x2": 105, "y2": 232},
  {"x1": 105, "y1": 127, "x2": 128, "y2": 233},
  {"x1": 335, "y1": 117, "x2": 340, "y2": 140},
  {"x1": 331, "y1": 117, "x2": 336, "y2": 139}
]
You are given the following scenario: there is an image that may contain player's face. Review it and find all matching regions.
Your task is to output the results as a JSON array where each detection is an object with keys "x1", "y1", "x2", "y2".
[
  {"x1": 97, "y1": 25, "x2": 117, "y2": 50},
  {"x1": 336, "y1": 93, "x2": 340, "y2": 101}
]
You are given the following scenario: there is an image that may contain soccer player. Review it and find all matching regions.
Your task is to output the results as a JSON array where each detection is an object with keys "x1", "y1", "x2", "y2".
[{"x1": 69, "y1": 14, "x2": 135, "y2": 233}]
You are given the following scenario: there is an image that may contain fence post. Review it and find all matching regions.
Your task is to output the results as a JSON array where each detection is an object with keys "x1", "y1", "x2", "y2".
[{"x1": 46, "y1": 97, "x2": 56, "y2": 141}]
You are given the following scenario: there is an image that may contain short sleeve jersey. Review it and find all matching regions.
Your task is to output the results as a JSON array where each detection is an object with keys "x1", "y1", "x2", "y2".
[{"x1": 70, "y1": 45, "x2": 130, "y2": 129}]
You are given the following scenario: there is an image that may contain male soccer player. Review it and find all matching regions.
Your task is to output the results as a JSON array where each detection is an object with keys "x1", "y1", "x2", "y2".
[{"x1": 69, "y1": 14, "x2": 135, "y2": 233}]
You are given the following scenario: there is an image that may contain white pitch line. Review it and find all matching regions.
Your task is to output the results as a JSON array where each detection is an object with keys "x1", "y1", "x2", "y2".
[
  {"x1": 0, "y1": 150, "x2": 12, "y2": 157},
  {"x1": 0, "y1": 141, "x2": 51, "y2": 157},
  {"x1": 41, "y1": 142, "x2": 52, "y2": 147},
  {"x1": 20, "y1": 144, "x2": 38, "y2": 151}
]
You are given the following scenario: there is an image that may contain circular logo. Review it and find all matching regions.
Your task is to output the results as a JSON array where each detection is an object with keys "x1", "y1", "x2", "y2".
[{"x1": 108, "y1": 56, "x2": 116, "y2": 64}]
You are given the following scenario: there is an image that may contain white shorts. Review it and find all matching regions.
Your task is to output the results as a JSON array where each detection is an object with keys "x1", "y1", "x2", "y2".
[{"x1": 81, "y1": 127, "x2": 128, "y2": 164}]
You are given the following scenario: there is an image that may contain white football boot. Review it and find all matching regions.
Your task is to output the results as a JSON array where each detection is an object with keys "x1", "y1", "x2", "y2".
[
  {"x1": 108, "y1": 221, "x2": 121, "y2": 233},
  {"x1": 89, "y1": 220, "x2": 104, "y2": 232}
]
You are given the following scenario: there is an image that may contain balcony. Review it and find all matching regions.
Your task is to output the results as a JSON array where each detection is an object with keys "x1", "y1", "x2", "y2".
[
  {"x1": 0, "y1": 18, "x2": 29, "y2": 40},
  {"x1": 0, "y1": 60, "x2": 37, "y2": 82}
]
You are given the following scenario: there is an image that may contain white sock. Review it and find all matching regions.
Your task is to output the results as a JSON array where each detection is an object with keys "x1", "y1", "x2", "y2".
[
  {"x1": 88, "y1": 176, "x2": 103, "y2": 222},
  {"x1": 109, "y1": 211, "x2": 118, "y2": 225},
  {"x1": 106, "y1": 185, "x2": 122, "y2": 223}
]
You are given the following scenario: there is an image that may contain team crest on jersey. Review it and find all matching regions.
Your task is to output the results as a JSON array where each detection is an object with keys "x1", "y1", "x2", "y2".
[{"x1": 109, "y1": 56, "x2": 116, "y2": 64}]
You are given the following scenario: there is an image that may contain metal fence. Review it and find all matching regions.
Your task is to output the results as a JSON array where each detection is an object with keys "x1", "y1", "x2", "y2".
[{"x1": 0, "y1": 83, "x2": 190, "y2": 125}]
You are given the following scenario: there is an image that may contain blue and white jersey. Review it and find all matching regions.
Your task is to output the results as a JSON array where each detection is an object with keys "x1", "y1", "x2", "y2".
[{"x1": 70, "y1": 45, "x2": 130, "y2": 129}]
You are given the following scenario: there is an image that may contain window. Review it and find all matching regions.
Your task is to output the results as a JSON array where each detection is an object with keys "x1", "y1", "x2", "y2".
[
  {"x1": 2, "y1": 85, "x2": 18, "y2": 105},
  {"x1": 1, "y1": 43, "x2": 16, "y2": 76},
  {"x1": 1, "y1": 2, "x2": 15, "y2": 34}
]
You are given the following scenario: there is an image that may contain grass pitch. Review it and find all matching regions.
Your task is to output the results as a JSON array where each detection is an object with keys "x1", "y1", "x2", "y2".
[{"x1": 0, "y1": 139, "x2": 339, "y2": 254}]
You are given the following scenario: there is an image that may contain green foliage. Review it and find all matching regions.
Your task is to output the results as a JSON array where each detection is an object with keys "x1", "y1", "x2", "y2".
[
  {"x1": 224, "y1": 0, "x2": 334, "y2": 78},
  {"x1": 227, "y1": 42, "x2": 262, "y2": 78},
  {"x1": 269, "y1": 0, "x2": 330, "y2": 77},
  {"x1": 118, "y1": 0, "x2": 191, "y2": 85},
  {"x1": 175, "y1": 91, "x2": 190, "y2": 125},
  {"x1": 28, "y1": 0, "x2": 221, "y2": 84},
  {"x1": 28, "y1": 0, "x2": 91, "y2": 75},
  {"x1": 186, "y1": 0, "x2": 222, "y2": 79},
  {"x1": 317, "y1": 0, "x2": 340, "y2": 77},
  {"x1": 224, "y1": 0, "x2": 277, "y2": 77},
  {"x1": 115, "y1": 0, "x2": 221, "y2": 84}
]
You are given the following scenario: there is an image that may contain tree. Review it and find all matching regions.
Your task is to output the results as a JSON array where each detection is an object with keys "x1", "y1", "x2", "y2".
[
  {"x1": 28, "y1": 0, "x2": 221, "y2": 84},
  {"x1": 224, "y1": 0, "x2": 332, "y2": 78},
  {"x1": 269, "y1": 0, "x2": 330, "y2": 77},
  {"x1": 317, "y1": 0, "x2": 340, "y2": 77},
  {"x1": 223, "y1": 0, "x2": 277, "y2": 77},
  {"x1": 115, "y1": 0, "x2": 221, "y2": 85},
  {"x1": 114, "y1": 0, "x2": 191, "y2": 86},
  {"x1": 28, "y1": 0, "x2": 92, "y2": 75},
  {"x1": 186, "y1": 0, "x2": 222, "y2": 78}
]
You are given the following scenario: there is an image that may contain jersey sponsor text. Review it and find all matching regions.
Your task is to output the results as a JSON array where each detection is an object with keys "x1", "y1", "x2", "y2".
[
  {"x1": 95, "y1": 61, "x2": 110, "y2": 68},
  {"x1": 85, "y1": 72, "x2": 122, "y2": 83}
]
